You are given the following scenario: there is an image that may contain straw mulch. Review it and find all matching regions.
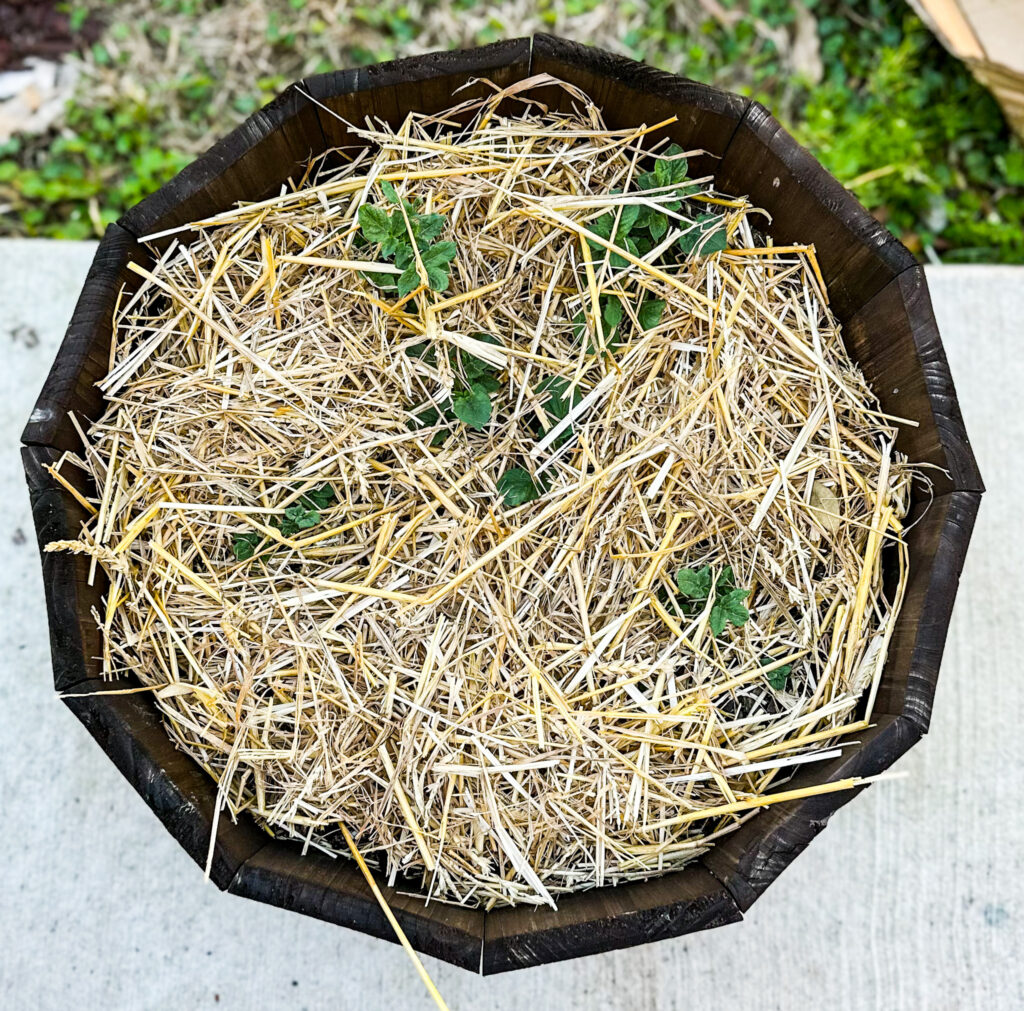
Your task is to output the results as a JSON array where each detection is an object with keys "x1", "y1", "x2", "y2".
[{"x1": 49, "y1": 77, "x2": 915, "y2": 909}]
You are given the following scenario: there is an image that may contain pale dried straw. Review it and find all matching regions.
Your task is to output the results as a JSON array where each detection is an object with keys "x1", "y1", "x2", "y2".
[{"x1": 49, "y1": 76, "x2": 918, "y2": 916}]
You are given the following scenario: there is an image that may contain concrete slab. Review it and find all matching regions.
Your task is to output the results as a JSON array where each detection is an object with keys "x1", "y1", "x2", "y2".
[{"x1": 1, "y1": 240, "x2": 1020, "y2": 1010}]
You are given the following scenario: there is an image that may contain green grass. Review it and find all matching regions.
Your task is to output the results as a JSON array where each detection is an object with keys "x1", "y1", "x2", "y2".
[{"x1": 3, "y1": 0, "x2": 1022, "y2": 263}]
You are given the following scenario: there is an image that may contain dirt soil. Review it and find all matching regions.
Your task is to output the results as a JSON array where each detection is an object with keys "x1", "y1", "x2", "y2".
[{"x1": 0, "y1": 0, "x2": 100, "y2": 72}]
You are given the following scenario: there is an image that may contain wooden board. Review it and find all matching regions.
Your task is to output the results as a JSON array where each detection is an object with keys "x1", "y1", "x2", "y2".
[{"x1": 229, "y1": 844, "x2": 486, "y2": 973}]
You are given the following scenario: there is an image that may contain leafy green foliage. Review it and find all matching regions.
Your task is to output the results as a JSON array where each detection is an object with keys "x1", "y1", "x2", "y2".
[
  {"x1": 279, "y1": 502, "x2": 321, "y2": 534},
  {"x1": 356, "y1": 203, "x2": 390, "y2": 243},
  {"x1": 7, "y1": 2, "x2": 1020, "y2": 261},
  {"x1": 675, "y1": 564, "x2": 712, "y2": 601},
  {"x1": 678, "y1": 212, "x2": 727, "y2": 256},
  {"x1": 454, "y1": 333, "x2": 501, "y2": 382},
  {"x1": 397, "y1": 240, "x2": 458, "y2": 297},
  {"x1": 230, "y1": 483, "x2": 335, "y2": 562},
  {"x1": 535, "y1": 374, "x2": 581, "y2": 446},
  {"x1": 497, "y1": 466, "x2": 546, "y2": 507},
  {"x1": 637, "y1": 298, "x2": 666, "y2": 331},
  {"x1": 405, "y1": 333, "x2": 503, "y2": 438},
  {"x1": 793, "y1": 16, "x2": 1024, "y2": 262},
  {"x1": 582, "y1": 144, "x2": 729, "y2": 277},
  {"x1": 451, "y1": 383, "x2": 492, "y2": 430},
  {"x1": 671, "y1": 563, "x2": 750, "y2": 637},
  {"x1": 654, "y1": 146, "x2": 688, "y2": 188},
  {"x1": 231, "y1": 531, "x2": 261, "y2": 562},
  {"x1": 357, "y1": 189, "x2": 456, "y2": 297},
  {"x1": 408, "y1": 403, "x2": 452, "y2": 447},
  {"x1": 709, "y1": 588, "x2": 750, "y2": 637},
  {"x1": 574, "y1": 292, "x2": 663, "y2": 360}
]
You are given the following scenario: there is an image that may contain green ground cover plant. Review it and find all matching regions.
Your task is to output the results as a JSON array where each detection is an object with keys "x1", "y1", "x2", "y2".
[{"x1": 2, "y1": 0, "x2": 1021, "y2": 262}]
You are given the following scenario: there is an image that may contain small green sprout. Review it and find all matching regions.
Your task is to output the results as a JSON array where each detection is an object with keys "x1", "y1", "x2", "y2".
[
  {"x1": 231, "y1": 531, "x2": 262, "y2": 562},
  {"x1": 451, "y1": 382, "x2": 492, "y2": 430},
  {"x1": 357, "y1": 186, "x2": 456, "y2": 297},
  {"x1": 534, "y1": 374, "x2": 581, "y2": 447},
  {"x1": 406, "y1": 333, "x2": 504, "y2": 436},
  {"x1": 673, "y1": 563, "x2": 751, "y2": 636},
  {"x1": 230, "y1": 483, "x2": 335, "y2": 562},
  {"x1": 675, "y1": 564, "x2": 712, "y2": 600},
  {"x1": 709, "y1": 587, "x2": 750, "y2": 636},
  {"x1": 637, "y1": 298, "x2": 665, "y2": 330}
]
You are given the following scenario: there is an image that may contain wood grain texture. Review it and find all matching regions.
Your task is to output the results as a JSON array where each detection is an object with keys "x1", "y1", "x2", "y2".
[
  {"x1": 228, "y1": 844, "x2": 485, "y2": 972},
  {"x1": 304, "y1": 37, "x2": 531, "y2": 149},
  {"x1": 21, "y1": 445, "x2": 103, "y2": 691},
  {"x1": 700, "y1": 714, "x2": 922, "y2": 911},
  {"x1": 119, "y1": 84, "x2": 325, "y2": 245},
  {"x1": 531, "y1": 34, "x2": 748, "y2": 180},
  {"x1": 845, "y1": 266, "x2": 984, "y2": 497},
  {"x1": 874, "y1": 490, "x2": 981, "y2": 730},
  {"x1": 715, "y1": 102, "x2": 917, "y2": 324},
  {"x1": 20, "y1": 223, "x2": 146, "y2": 451},
  {"x1": 481, "y1": 864, "x2": 740, "y2": 974},
  {"x1": 59, "y1": 674, "x2": 268, "y2": 890}
]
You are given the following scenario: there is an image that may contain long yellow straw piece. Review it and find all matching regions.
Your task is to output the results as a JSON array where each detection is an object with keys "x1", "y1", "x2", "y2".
[{"x1": 339, "y1": 824, "x2": 450, "y2": 1011}]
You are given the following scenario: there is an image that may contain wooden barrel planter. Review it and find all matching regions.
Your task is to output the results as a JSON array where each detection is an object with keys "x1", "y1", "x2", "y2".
[{"x1": 21, "y1": 36, "x2": 982, "y2": 973}]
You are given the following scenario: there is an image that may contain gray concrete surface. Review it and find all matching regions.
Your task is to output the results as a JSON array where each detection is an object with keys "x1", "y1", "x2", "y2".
[{"x1": 1, "y1": 239, "x2": 1021, "y2": 1010}]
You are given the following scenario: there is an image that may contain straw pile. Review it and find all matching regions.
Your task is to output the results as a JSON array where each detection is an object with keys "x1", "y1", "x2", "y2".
[{"x1": 49, "y1": 76, "x2": 915, "y2": 909}]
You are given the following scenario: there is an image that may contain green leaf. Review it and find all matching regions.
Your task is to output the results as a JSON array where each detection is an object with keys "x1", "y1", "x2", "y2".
[
  {"x1": 380, "y1": 179, "x2": 400, "y2": 204},
  {"x1": 409, "y1": 404, "x2": 440, "y2": 430},
  {"x1": 536, "y1": 375, "x2": 579, "y2": 423},
  {"x1": 536, "y1": 374, "x2": 577, "y2": 446},
  {"x1": 422, "y1": 241, "x2": 458, "y2": 265},
  {"x1": 300, "y1": 484, "x2": 336, "y2": 511},
  {"x1": 656, "y1": 144, "x2": 688, "y2": 186},
  {"x1": 357, "y1": 204, "x2": 390, "y2": 244},
  {"x1": 679, "y1": 212, "x2": 728, "y2": 256},
  {"x1": 284, "y1": 503, "x2": 321, "y2": 529},
  {"x1": 610, "y1": 236, "x2": 639, "y2": 270},
  {"x1": 649, "y1": 212, "x2": 668, "y2": 242},
  {"x1": 231, "y1": 532, "x2": 261, "y2": 561},
  {"x1": 675, "y1": 565, "x2": 711, "y2": 601},
  {"x1": 381, "y1": 218, "x2": 409, "y2": 258},
  {"x1": 616, "y1": 203, "x2": 640, "y2": 236},
  {"x1": 473, "y1": 373, "x2": 502, "y2": 394},
  {"x1": 397, "y1": 264, "x2": 420, "y2": 297},
  {"x1": 497, "y1": 467, "x2": 545, "y2": 507},
  {"x1": 602, "y1": 297, "x2": 624, "y2": 330},
  {"x1": 589, "y1": 213, "x2": 613, "y2": 240},
  {"x1": 654, "y1": 156, "x2": 673, "y2": 188},
  {"x1": 425, "y1": 265, "x2": 451, "y2": 292},
  {"x1": 638, "y1": 299, "x2": 666, "y2": 330},
  {"x1": 408, "y1": 403, "x2": 451, "y2": 445},
  {"x1": 412, "y1": 213, "x2": 444, "y2": 242},
  {"x1": 709, "y1": 588, "x2": 749, "y2": 636},
  {"x1": 715, "y1": 565, "x2": 735, "y2": 591},
  {"x1": 451, "y1": 382, "x2": 492, "y2": 430},
  {"x1": 457, "y1": 333, "x2": 501, "y2": 381},
  {"x1": 584, "y1": 303, "x2": 623, "y2": 356},
  {"x1": 405, "y1": 342, "x2": 437, "y2": 366},
  {"x1": 761, "y1": 659, "x2": 793, "y2": 692},
  {"x1": 571, "y1": 310, "x2": 587, "y2": 343}
]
